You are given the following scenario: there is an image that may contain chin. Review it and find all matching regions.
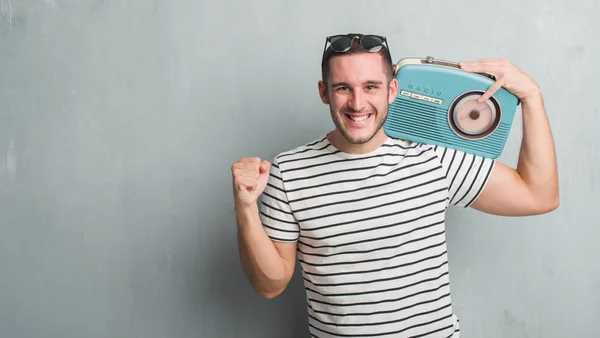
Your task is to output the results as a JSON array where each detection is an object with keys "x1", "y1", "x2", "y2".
[
  {"x1": 338, "y1": 115, "x2": 385, "y2": 144},
  {"x1": 338, "y1": 127, "x2": 381, "y2": 145},
  {"x1": 345, "y1": 132, "x2": 376, "y2": 144}
]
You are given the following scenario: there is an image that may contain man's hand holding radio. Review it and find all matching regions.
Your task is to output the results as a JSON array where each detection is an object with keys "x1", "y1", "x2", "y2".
[
  {"x1": 458, "y1": 58, "x2": 542, "y2": 104},
  {"x1": 457, "y1": 58, "x2": 559, "y2": 216}
]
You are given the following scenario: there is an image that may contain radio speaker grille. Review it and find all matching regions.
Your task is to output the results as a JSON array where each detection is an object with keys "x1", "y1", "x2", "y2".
[{"x1": 385, "y1": 98, "x2": 510, "y2": 157}]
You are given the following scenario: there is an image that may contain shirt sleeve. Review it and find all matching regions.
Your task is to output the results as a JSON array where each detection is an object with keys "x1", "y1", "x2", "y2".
[
  {"x1": 259, "y1": 158, "x2": 300, "y2": 242},
  {"x1": 433, "y1": 145, "x2": 496, "y2": 208}
]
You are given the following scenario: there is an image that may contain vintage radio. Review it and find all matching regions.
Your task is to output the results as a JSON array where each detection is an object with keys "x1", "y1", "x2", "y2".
[{"x1": 383, "y1": 56, "x2": 520, "y2": 159}]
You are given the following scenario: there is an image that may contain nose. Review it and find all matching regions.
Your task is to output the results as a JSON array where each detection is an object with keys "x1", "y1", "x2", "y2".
[{"x1": 348, "y1": 90, "x2": 366, "y2": 112}]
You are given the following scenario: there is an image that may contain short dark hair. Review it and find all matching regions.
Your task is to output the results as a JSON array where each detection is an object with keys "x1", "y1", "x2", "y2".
[{"x1": 321, "y1": 33, "x2": 394, "y2": 87}]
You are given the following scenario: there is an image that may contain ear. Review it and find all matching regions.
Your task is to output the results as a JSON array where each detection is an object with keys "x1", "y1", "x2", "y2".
[
  {"x1": 388, "y1": 78, "x2": 398, "y2": 104},
  {"x1": 318, "y1": 80, "x2": 329, "y2": 104}
]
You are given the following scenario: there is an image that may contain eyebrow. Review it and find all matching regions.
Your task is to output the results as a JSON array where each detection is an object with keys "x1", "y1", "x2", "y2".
[{"x1": 331, "y1": 80, "x2": 384, "y2": 88}]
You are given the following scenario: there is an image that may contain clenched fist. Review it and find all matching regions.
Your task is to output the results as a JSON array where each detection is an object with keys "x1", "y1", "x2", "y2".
[{"x1": 231, "y1": 157, "x2": 271, "y2": 209}]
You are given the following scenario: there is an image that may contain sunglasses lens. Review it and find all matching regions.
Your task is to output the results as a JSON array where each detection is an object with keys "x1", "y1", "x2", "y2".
[
  {"x1": 361, "y1": 35, "x2": 384, "y2": 52},
  {"x1": 329, "y1": 36, "x2": 353, "y2": 52}
]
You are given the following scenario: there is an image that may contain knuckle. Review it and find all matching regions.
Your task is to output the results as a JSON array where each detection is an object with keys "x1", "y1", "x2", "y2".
[
  {"x1": 243, "y1": 164, "x2": 258, "y2": 172},
  {"x1": 233, "y1": 168, "x2": 247, "y2": 176},
  {"x1": 238, "y1": 157, "x2": 261, "y2": 165}
]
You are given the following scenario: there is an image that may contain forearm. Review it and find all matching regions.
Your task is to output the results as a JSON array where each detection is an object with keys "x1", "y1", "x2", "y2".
[
  {"x1": 236, "y1": 204, "x2": 291, "y2": 298},
  {"x1": 516, "y1": 92, "x2": 559, "y2": 207}
]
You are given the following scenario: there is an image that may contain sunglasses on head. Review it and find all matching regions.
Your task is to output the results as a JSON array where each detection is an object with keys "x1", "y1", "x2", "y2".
[
  {"x1": 324, "y1": 34, "x2": 389, "y2": 53},
  {"x1": 322, "y1": 34, "x2": 394, "y2": 72}
]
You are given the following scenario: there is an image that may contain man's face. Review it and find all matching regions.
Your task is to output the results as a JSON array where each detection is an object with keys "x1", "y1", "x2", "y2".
[{"x1": 319, "y1": 52, "x2": 398, "y2": 145}]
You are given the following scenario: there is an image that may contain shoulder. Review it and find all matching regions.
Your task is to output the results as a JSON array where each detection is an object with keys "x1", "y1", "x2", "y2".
[
  {"x1": 271, "y1": 135, "x2": 331, "y2": 165},
  {"x1": 386, "y1": 137, "x2": 441, "y2": 159},
  {"x1": 384, "y1": 138, "x2": 481, "y2": 174},
  {"x1": 264, "y1": 135, "x2": 331, "y2": 177}
]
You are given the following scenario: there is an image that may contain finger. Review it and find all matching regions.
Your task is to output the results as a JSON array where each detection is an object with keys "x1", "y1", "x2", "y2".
[
  {"x1": 232, "y1": 160, "x2": 259, "y2": 174},
  {"x1": 238, "y1": 157, "x2": 261, "y2": 164},
  {"x1": 232, "y1": 167, "x2": 260, "y2": 179},
  {"x1": 478, "y1": 78, "x2": 505, "y2": 102},
  {"x1": 237, "y1": 170, "x2": 260, "y2": 179},
  {"x1": 259, "y1": 160, "x2": 270, "y2": 174},
  {"x1": 232, "y1": 161, "x2": 261, "y2": 171},
  {"x1": 465, "y1": 58, "x2": 511, "y2": 74},
  {"x1": 475, "y1": 58, "x2": 505, "y2": 64},
  {"x1": 458, "y1": 61, "x2": 492, "y2": 72},
  {"x1": 459, "y1": 62, "x2": 502, "y2": 80},
  {"x1": 240, "y1": 162, "x2": 261, "y2": 170},
  {"x1": 236, "y1": 177, "x2": 258, "y2": 191},
  {"x1": 462, "y1": 58, "x2": 506, "y2": 65}
]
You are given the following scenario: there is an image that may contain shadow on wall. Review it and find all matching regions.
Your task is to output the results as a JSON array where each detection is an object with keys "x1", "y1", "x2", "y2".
[{"x1": 201, "y1": 212, "x2": 309, "y2": 338}]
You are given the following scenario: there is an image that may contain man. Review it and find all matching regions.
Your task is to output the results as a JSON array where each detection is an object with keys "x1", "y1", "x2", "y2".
[{"x1": 232, "y1": 33, "x2": 559, "y2": 337}]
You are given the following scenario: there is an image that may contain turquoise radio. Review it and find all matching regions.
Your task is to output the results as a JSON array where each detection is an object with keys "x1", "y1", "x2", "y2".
[{"x1": 383, "y1": 56, "x2": 520, "y2": 159}]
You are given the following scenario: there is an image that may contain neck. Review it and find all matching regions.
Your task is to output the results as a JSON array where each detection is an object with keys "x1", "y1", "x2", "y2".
[{"x1": 327, "y1": 129, "x2": 388, "y2": 154}]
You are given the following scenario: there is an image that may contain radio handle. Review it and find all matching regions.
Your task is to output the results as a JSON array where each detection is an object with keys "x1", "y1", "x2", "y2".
[{"x1": 421, "y1": 58, "x2": 497, "y2": 81}]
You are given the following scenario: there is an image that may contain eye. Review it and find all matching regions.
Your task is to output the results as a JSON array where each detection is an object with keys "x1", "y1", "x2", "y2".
[
  {"x1": 366, "y1": 85, "x2": 378, "y2": 90},
  {"x1": 335, "y1": 86, "x2": 350, "y2": 93}
]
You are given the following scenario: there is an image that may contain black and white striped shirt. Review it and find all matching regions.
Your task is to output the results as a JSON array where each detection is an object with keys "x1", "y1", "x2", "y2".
[{"x1": 259, "y1": 135, "x2": 495, "y2": 337}]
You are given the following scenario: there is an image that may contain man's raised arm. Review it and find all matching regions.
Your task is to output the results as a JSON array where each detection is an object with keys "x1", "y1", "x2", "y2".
[
  {"x1": 459, "y1": 58, "x2": 559, "y2": 216},
  {"x1": 232, "y1": 158, "x2": 297, "y2": 298}
]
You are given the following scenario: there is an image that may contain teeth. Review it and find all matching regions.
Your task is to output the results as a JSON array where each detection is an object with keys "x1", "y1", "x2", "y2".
[{"x1": 349, "y1": 114, "x2": 369, "y2": 122}]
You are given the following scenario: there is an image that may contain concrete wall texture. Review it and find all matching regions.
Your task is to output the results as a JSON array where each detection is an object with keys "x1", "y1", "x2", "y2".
[{"x1": 0, "y1": 0, "x2": 598, "y2": 337}]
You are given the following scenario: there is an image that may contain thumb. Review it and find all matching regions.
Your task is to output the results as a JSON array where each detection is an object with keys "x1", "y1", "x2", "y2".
[
  {"x1": 259, "y1": 160, "x2": 270, "y2": 175},
  {"x1": 257, "y1": 160, "x2": 271, "y2": 189}
]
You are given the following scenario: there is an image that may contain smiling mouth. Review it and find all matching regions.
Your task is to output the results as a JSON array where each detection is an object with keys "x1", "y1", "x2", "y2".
[{"x1": 345, "y1": 113, "x2": 373, "y2": 122}]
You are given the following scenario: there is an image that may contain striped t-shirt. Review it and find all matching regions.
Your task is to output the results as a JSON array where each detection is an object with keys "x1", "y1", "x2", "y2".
[{"x1": 259, "y1": 135, "x2": 495, "y2": 338}]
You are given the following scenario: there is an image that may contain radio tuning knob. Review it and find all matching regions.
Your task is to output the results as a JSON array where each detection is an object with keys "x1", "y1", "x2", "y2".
[{"x1": 425, "y1": 56, "x2": 434, "y2": 63}]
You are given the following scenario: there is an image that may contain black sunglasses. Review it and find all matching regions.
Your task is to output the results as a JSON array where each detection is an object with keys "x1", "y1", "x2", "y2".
[{"x1": 322, "y1": 34, "x2": 392, "y2": 61}]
